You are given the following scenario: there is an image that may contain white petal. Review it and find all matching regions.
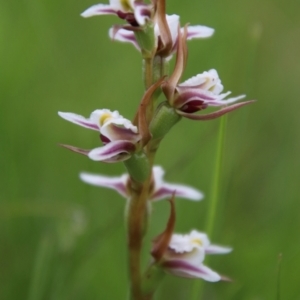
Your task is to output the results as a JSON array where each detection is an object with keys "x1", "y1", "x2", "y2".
[
  {"x1": 205, "y1": 245, "x2": 232, "y2": 255},
  {"x1": 179, "y1": 70, "x2": 224, "y2": 94},
  {"x1": 109, "y1": 28, "x2": 140, "y2": 51},
  {"x1": 101, "y1": 123, "x2": 140, "y2": 143},
  {"x1": 80, "y1": 172, "x2": 129, "y2": 198},
  {"x1": 154, "y1": 14, "x2": 180, "y2": 47},
  {"x1": 169, "y1": 232, "x2": 208, "y2": 254},
  {"x1": 166, "y1": 14, "x2": 180, "y2": 46},
  {"x1": 58, "y1": 112, "x2": 99, "y2": 131},
  {"x1": 163, "y1": 260, "x2": 221, "y2": 282},
  {"x1": 110, "y1": 0, "x2": 133, "y2": 11},
  {"x1": 81, "y1": 4, "x2": 117, "y2": 18},
  {"x1": 209, "y1": 94, "x2": 246, "y2": 106},
  {"x1": 151, "y1": 182, "x2": 203, "y2": 201},
  {"x1": 188, "y1": 264, "x2": 221, "y2": 282},
  {"x1": 179, "y1": 74, "x2": 207, "y2": 87},
  {"x1": 186, "y1": 25, "x2": 215, "y2": 40},
  {"x1": 150, "y1": 166, "x2": 203, "y2": 201},
  {"x1": 168, "y1": 234, "x2": 195, "y2": 253},
  {"x1": 133, "y1": 3, "x2": 151, "y2": 26},
  {"x1": 88, "y1": 140, "x2": 136, "y2": 162},
  {"x1": 152, "y1": 166, "x2": 165, "y2": 189},
  {"x1": 90, "y1": 109, "x2": 120, "y2": 128}
]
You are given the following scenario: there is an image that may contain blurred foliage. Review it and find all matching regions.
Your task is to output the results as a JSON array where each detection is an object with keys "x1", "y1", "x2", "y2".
[{"x1": 1, "y1": 0, "x2": 300, "y2": 299}]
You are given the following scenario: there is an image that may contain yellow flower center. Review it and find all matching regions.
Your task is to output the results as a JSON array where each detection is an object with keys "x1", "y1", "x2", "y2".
[
  {"x1": 120, "y1": 0, "x2": 132, "y2": 11},
  {"x1": 191, "y1": 238, "x2": 203, "y2": 246},
  {"x1": 99, "y1": 113, "x2": 112, "y2": 126}
]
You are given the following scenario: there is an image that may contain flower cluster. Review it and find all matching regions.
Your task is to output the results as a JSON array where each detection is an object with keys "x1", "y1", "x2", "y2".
[{"x1": 58, "y1": 0, "x2": 253, "y2": 298}]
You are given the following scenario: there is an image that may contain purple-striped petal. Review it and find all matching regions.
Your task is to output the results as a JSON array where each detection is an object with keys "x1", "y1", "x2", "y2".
[
  {"x1": 151, "y1": 183, "x2": 203, "y2": 201},
  {"x1": 177, "y1": 100, "x2": 255, "y2": 121},
  {"x1": 88, "y1": 140, "x2": 136, "y2": 162},
  {"x1": 81, "y1": 4, "x2": 117, "y2": 18},
  {"x1": 133, "y1": 3, "x2": 151, "y2": 26},
  {"x1": 80, "y1": 172, "x2": 128, "y2": 198},
  {"x1": 208, "y1": 94, "x2": 246, "y2": 106},
  {"x1": 175, "y1": 90, "x2": 245, "y2": 108},
  {"x1": 58, "y1": 112, "x2": 99, "y2": 131},
  {"x1": 186, "y1": 25, "x2": 215, "y2": 40},
  {"x1": 174, "y1": 90, "x2": 218, "y2": 110},
  {"x1": 205, "y1": 245, "x2": 232, "y2": 255},
  {"x1": 102, "y1": 124, "x2": 141, "y2": 143},
  {"x1": 109, "y1": 27, "x2": 140, "y2": 50},
  {"x1": 150, "y1": 166, "x2": 203, "y2": 201},
  {"x1": 162, "y1": 260, "x2": 221, "y2": 282}
]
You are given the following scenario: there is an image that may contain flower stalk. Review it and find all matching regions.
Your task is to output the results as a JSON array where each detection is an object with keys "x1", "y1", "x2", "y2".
[{"x1": 127, "y1": 175, "x2": 152, "y2": 299}]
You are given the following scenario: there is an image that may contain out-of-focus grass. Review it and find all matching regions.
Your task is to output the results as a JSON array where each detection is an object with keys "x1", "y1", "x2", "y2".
[{"x1": 1, "y1": 0, "x2": 300, "y2": 299}]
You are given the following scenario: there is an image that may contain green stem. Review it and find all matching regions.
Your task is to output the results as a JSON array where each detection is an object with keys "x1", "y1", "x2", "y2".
[
  {"x1": 144, "y1": 58, "x2": 153, "y2": 90},
  {"x1": 191, "y1": 115, "x2": 228, "y2": 300},
  {"x1": 127, "y1": 51, "x2": 169, "y2": 299}
]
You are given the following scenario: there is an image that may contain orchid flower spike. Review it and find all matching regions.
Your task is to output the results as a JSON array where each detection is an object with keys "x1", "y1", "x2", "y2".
[
  {"x1": 109, "y1": 14, "x2": 214, "y2": 58},
  {"x1": 81, "y1": 0, "x2": 152, "y2": 27},
  {"x1": 161, "y1": 29, "x2": 255, "y2": 121},
  {"x1": 58, "y1": 109, "x2": 140, "y2": 163},
  {"x1": 151, "y1": 198, "x2": 231, "y2": 282},
  {"x1": 80, "y1": 166, "x2": 203, "y2": 201}
]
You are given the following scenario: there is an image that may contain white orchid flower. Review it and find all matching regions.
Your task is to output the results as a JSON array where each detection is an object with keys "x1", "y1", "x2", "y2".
[
  {"x1": 156, "y1": 230, "x2": 232, "y2": 282},
  {"x1": 173, "y1": 69, "x2": 246, "y2": 117},
  {"x1": 161, "y1": 29, "x2": 254, "y2": 121},
  {"x1": 58, "y1": 109, "x2": 140, "y2": 162},
  {"x1": 80, "y1": 166, "x2": 203, "y2": 201}
]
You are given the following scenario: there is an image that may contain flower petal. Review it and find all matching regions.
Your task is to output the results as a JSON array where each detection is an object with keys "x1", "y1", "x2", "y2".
[
  {"x1": 150, "y1": 166, "x2": 203, "y2": 201},
  {"x1": 80, "y1": 172, "x2": 129, "y2": 198},
  {"x1": 151, "y1": 183, "x2": 203, "y2": 201},
  {"x1": 186, "y1": 25, "x2": 214, "y2": 40},
  {"x1": 81, "y1": 4, "x2": 117, "y2": 18},
  {"x1": 178, "y1": 70, "x2": 223, "y2": 93},
  {"x1": 88, "y1": 140, "x2": 136, "y2": 162},
  {"x1": 101, "y1": 122, "x2": 141, "y2": 143},
  {"x1": 177, "y1": 89, "x2": 217, "y2": 102},
  {"x1": 58, "y1": 112, "x2": 99, "y2": 131},
  {"x1": 205, "y1": 245, "x2": 232, "y2": 255},
  {"x1": 208, "y1": 94, "x2": 246, "y2": 106},
  {"x1": 133, "y1": 2, "x2": 151, "y2": 26},
  {"x1": 162, "y1": 260, "x2": 221, "y2": 282},
  {"x1": 176, "y1": 100, "x2": 256, "y2": 120},
  {"x1": 109, "y1": 27, "x2": 140, "y2": 50}
]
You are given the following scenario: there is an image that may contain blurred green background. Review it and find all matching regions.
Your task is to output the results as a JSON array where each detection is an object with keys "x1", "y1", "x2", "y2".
[{"x1": 1, "y1": 0, "x2": 300, "y2": 299}]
